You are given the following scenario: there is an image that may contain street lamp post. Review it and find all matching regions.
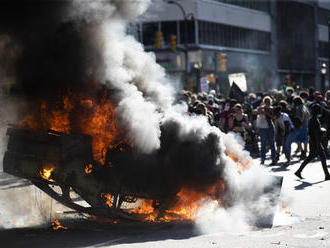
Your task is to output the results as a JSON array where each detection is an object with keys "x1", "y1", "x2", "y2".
[
  {"x1": 193, "y1": 62, "x2": 202, "y2": 92},
  {"x1": 321, "y1": 63, "x2": 327, "y2": 93},
  {"x1": 167, "y1": 0, "x2": 191, "y2": 86}
]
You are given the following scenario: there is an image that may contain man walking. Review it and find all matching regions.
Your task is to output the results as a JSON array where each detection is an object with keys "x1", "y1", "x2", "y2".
[{"x1": 294, "y1": 104, "x2": 330, "y2": 180}]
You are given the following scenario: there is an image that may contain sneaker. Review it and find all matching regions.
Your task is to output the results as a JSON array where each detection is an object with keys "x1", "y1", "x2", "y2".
[
  {"x1": 294, "y1": 171, "x2": 303, "y2": 179},
  {"x1": 285, "y1": 157, "x2": 291, "y2": 165}
]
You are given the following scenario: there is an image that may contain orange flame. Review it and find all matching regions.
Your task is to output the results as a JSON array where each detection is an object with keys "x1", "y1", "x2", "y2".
[
  {"x1": 40, "y1": 166, "x2": 56, "y2": 182},
  {"x1": 52, "y1": 220, "x2": 68, "y2": 230},
  {"x1": 164, "y1": 189, "x2": 205, "y2": 221},
  {"x1": 129, "y1": 200, "x2": 158, "y2": 222},
  {"x1": 49, "y1": 96, "x2": 73, "y2": 133},
  {"x1": 19, "y1": 96, "x2": 72, "y2": 134},
  {"x1": 129, "y1": 180, "x2": 226, "y2": 222},
  {"x1": 279, "y1": 201, "x2": 292, "y2": 215},
  {"x1": 80, "y1": 99, "x2": 94, "y2": 109},
  {"x1": 101, "y1": 193, "x2": 113, "y2": 207},
  {"x1": 19, "y1": 90, "x2": 128, "y2": 165},
  {"x1": 88, "y1": 216, "x2": 119, "y2": 224},
  {"x1": 80, "y1": 97, "x2": 119, "y2": 164},
  {"x1": 19, "y1": 88, "x2": 236, "y2": 223},
  {"x1": 225, "y1": 152, "x2": 251, "y2": 172},
  {"x1": 226, "y1": 152, "x2": 238, "y2": 163},
  {"x1": 85, "y1": 164, "x2": 93, "y2": 174}
]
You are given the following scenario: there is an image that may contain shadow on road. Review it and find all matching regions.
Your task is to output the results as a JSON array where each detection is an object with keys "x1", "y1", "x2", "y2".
[
  {"x1": 0, "y1": 220, "x2": 198, "y2": 248},
  {"x1": 0, "y1": 172, "x2": 32, "y2": 190},
  {"x1": 269, "y1": 159, "x2": 302, "y2": 171},
  {"x1": 270, "y1": 162, "x2": 290, "y2": 172},
  {"x1": 294, "y1": 180, "x2": 324, "y2": 190}
]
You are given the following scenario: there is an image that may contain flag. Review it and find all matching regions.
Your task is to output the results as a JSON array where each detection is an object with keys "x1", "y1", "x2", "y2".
[{"x1": 229, "y1": 82, "x2": 245, "y2": 103}]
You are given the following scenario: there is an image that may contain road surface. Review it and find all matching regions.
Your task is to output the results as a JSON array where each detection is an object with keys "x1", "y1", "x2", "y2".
[{"x1": 1, "y1": 151, "x2": 330, "y2": 248}]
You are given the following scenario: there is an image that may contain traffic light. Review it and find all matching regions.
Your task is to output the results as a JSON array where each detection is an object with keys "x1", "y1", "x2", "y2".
[
  {"x1": 187, "y1": 78, "x2": 194, "y2": 92},
  {"x1": 155, "y1": 31, "x2": 163, "y2": 49},
  {"x1": 218, "y1": 53, "x2": 227, "y2": 72},
  {"x1": 170, "y1": 35, "x2": 177, "y2": 51},
  {"x1": 207, "y1": 73, "x2": 216, "y2": 84}
]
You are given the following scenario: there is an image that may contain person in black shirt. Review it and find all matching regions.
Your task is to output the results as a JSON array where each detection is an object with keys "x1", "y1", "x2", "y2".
[{"x1": 294, "y1": 104, "x2": 330, "y2": 180}]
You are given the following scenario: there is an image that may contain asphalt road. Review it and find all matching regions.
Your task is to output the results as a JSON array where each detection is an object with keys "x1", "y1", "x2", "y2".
[{"x1": 1, "y1": 151, "x2": 330, "y2": 248}]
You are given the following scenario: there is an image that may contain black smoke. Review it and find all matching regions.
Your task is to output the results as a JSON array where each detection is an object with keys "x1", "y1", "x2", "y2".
[
  {"x1": 0, "y1": 0, "x2": 226, "y2": 195},
  {"x1": 0, "y1": 0, "x2": 105, "y2": 99},
  {"x1": 102, "y1": 118, "x2": 224, "y2": 199}
]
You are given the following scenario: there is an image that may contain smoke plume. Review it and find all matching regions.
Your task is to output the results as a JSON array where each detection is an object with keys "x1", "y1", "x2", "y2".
[
  {"x1": 0, "y1": 0, "x2": 280, "y2": 230},
  {"x1": 70, "y1": 0, "x2": 280, "y2": 230}
]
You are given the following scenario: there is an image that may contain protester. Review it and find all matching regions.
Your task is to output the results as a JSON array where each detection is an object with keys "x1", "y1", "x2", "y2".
[
  {"x1": 219, "y1": 99, "x2": 233, "y2": 133},
  {"x1": 323, "y1": 101, "x2": 330, "y2": 155},
  {"x1": 284, "y1": 74, "x2": 296, "y2": 89},
  {"x1": 294, "y1": 104, "x2": 330, "y2": 180},
  {"x1": 228, "y1": 103, "x2": 249, "y2": 138},
  {"x1": 285, "y1": 86, "x2": 295, "y2": 108},
  {"x1": 279, "y1": 100, "x2": 291, "y2": 115},
  {"x1": 177, "y1": 78, "x2": 330, "y2": 170},
  {"x1": 193, "y1": 101, "x2": 214, "y2": 125},
  {"x1": 299, "y1": 90, "x2": 310, "y2": 107},
  {"x1": 292, "y1": 96, "x2": 309, "y2": 159},
  {"x1": 326, "y1": 90, "x2": 330, "y2": 102},
  {"x1": 273, "y1": 106, "x2": 294, "y2": 160},
  {"x1": 254, "y1": 96, "x2": 277, "y2": 165}
]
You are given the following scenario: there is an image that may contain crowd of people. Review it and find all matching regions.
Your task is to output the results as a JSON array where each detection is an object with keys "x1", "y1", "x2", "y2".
[{"x1": 178, "y1": 77, "x2": 330, "y2": 178}]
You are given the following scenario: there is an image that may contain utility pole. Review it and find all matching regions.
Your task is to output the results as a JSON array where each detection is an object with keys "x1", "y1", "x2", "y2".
[
  {"x1": 167, "y1": 0, "x2": 192, "y2": 86},
  {"x1": 321, "y1": 63, "x2": 327, "y2": 93}
]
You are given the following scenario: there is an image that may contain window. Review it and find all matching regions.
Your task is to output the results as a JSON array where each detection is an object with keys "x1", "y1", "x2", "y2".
[
  {"x1": 277, "y1": 1, "x2": 315, "y2": 71},
  {"x1": 198, "y1": 21, "x2": 271, "y2": 51},
  {"x1": 142, "y1": 22, "x2": 158, "y2": 46},
  {"x1": 141, "y1": 21, "x2": 196, "y2": 47},
  {"x1": 319, "y1": 41, "x2": 329, "y2": 58},
  {"x1": 161, "y1": 21, "x2": 177, "y2": 45},
  {"x1": 179, "y1": 20, "x2": 195, "y2": 44},
  {"x1": 216, "y1": 0, "x2": 270, "y2": 13},
  {"x1": 319, "y1": 8, "x2": 330, "y2": 26}
]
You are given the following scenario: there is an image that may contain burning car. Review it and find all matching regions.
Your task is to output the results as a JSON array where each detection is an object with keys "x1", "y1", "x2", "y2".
[
  {"x1": 1, "y1": 0, "x2": 282, "y2": 228},
  {"x1": 2, "y1": 88, "x2": 282, "y2": 226}
]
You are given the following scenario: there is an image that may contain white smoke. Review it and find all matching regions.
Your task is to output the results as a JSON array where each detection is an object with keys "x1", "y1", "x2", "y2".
[
  {"x1": 0, "y1": 92, "x2": 22, "y2": 172},
  {"x1": 0, "y1": 35, "x2": 20, "y2": 171},
  {"x1": 69, "y1": 0, "x2": 281, "y2": 232},
  {"x1": 70, "y1": 0, "x2": 174, "y2": 153},
  {"x1": 196, "y1": 201, "x2": 250, "y2": 233},
  {"x1": 0, "y1": 183, "x2": 63, "y2": 229},
  {"x1": 0, "y1": 0, "x2": 281, "y2": 230},
  {"x1": 196, "y1": 163, "x2": 279, "y2": 233},
  {"x1": 101, "y1": 24, "x2": 166, "y2": 152},
  {"x1": 70, "y1": 0, "x2": 152, "y2": 23},
  {"x1": 116, "y1": 84, "x2": 162, "y2": 153}
]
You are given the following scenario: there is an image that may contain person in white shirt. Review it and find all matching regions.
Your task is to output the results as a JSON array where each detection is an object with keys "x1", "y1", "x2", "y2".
[{"x1": 254, "y1": 96, "x2": 277, "y2": 165}]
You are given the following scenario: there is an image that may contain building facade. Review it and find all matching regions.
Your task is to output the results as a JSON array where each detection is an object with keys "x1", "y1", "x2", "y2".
[
  {"x1": 134, "y1": 0, "x2": 330, "y2": 93},
  {"x1": 318, "y1": 0, "x2": 330, "y2": 91}
]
